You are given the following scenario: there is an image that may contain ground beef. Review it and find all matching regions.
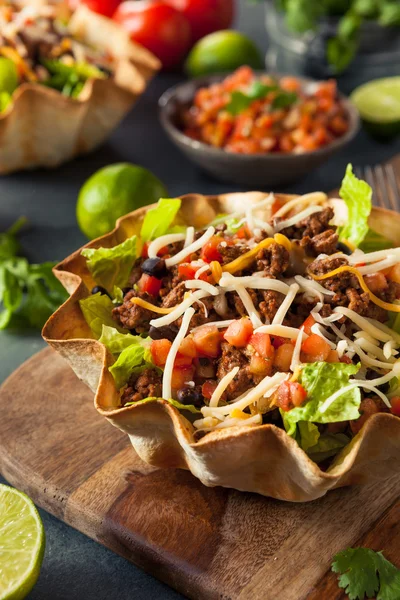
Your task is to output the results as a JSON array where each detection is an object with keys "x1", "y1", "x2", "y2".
[
  {"x1": 226, "y1": 289, "x2": 259, "y2": 318},
  {"x1": 121, "y1": 368, "x2": 162, "y2": 405},
  {"x1": 188, "y1": 297, "x2": 217, "y2": 328},
  {"x1": 258, "y1": 290, "x2": 285, "y2": 323},
  {"x1": 159, "y1": 266, "x2": 182, "y2": 298},
  {"x1": 112, "y1": 290, "x2": 156, "y2": 333},
  {"x1": 216, "y1": 342, "x2": 253, "y2": 401},
  {"x1": 300, "y1": 229, "x2": 339, "y2": 256},
  {"x1": 218, "y1": 242, "x2": 249, "y2": 265},
  {"x1": 256, "y1": 242, "x2": 289, "y2": 276},
  {"x1": 279, "y1": 207, "x2": 335, "y2": 240},
  {"x1": 161, "y1": 281, "x2": 186, "y2": 308},
  {"x1": 345, "y1": 288, "x2": 387, "y2": 322}
]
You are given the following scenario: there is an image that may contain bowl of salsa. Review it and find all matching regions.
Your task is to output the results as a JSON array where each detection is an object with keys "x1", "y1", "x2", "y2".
[{"x1": 159, "y1": 67, "x2": 359, "y2": 187}]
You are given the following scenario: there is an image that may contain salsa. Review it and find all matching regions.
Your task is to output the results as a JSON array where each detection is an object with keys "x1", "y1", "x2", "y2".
[{"x1": 181, "y1": 66, "x2": 350, "y2": 155}]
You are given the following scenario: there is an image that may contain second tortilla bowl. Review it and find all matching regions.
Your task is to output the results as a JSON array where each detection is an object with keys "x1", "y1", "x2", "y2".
[{"x1": 42, "y1": 192, "x2": 400, "y2": 502}]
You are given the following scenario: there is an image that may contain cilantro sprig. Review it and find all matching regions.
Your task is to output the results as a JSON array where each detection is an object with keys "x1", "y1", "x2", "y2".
[
  {"x1": 332, "y1": 547, "x2": 400, "y2": 600},
  {"x1": 0, "y1": 218, "x2": 68, "y2": 330},
  {"x1": 225, "y1": 80, "x2": 298, "y2": 116}
]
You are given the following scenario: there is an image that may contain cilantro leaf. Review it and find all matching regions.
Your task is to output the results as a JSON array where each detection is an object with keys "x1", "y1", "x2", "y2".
[
  {"x1": 271, "y1": 90, "x2": 298, "y2": 109},
  {"x1": 332, "y1": 547, "x2": 400, "y2": 600},
  {"x1": 225, "y1": 81, "x2": 278, "y2": 116}
]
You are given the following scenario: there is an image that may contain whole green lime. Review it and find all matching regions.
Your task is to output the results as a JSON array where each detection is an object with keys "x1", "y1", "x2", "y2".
[
  {"x1": 76, "y1": 163, "x2": 168, "y2": 239},
  {"x1": 185, "y1": 30, "x2": 263, "y2": 78},
  {"x1": 351, "y1": 77, "x2": 400, "y2": 139},
  {"x1": 0, "y1": 58, "x2": 18, "y2": 95}
]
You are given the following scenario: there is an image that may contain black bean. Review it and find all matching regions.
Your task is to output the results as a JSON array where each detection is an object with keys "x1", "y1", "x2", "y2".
[
  {"x1": 122, "y1": 287, "x2": 132, "y2": 296},
  {"x1": 141, "y1": 258, "x2": 167, "y2": 278},
  {"x1": 336, "y1": 241, "x2": 352, "y2": 255},
  {"x1": 176, "y1": 385, "x2": 204, "y2": 407},
  {"x1": 149, "y1": 324, "x2": 179, "y2": 342},
  {"x1": 91, "y1": 285, "x2": 110, "y2": 297}
]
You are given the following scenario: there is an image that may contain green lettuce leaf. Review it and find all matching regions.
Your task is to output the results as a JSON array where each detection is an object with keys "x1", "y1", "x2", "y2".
[
  {"x1": 124, "y1": 396, "x2": 200, "y2": 414},
  {"x1": 99, "y1": 325, "x2": 148, "y2": 355},
  {"x1": 81, "y1": 236, "x2": 137, "y2": 293},
  {"x1": 79, "y1": 293, "x2": 123, "y2": 339},
  {"x1": 338, "y1": 163, "x2": 372, "y2": 247},
  {"x1": 308, "y1": 433, "x2": 350, "y2": 463},
  {"x1": 140, "y1": 198, "x2": 181, "y2": 242},
  {"x1": 297, "y1": 421, "x2": 320, "y2": 452},
  {"x1": 282, "y1": 362, "x2": 361, "y2": 436},
  {"x1": 359, "y1": 228, "x2": 394, "y2": 253},
  {"x1": 109, "y1": 341, "x2": 153, "y2": 390}
]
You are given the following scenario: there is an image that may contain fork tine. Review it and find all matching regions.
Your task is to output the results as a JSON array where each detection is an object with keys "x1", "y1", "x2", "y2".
[
  {"x1": 385, "y1": 164, "x2": 400, "y2": 213},
  {"x1": 374, "y1": 164, "x2": 391, "y2": 210}
]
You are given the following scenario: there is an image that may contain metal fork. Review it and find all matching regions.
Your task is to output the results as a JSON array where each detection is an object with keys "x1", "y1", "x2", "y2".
[{"x1": 354, "y1": 163, "x2": 400, "y2": 212}]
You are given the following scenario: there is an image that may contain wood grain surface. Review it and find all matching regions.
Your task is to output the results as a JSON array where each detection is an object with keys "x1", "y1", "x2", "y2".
[{"x1": 0, "y1": 347, "x2": 398, "y2": 600}]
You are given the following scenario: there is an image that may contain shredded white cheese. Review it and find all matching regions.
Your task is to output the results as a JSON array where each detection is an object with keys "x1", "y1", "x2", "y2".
[
  {"x1": 347, "y1": 247, "x2": 400, "y2": 265},
  {"x1": 162, "y1": 307, "x2": 195, "y2": 400},
  {"x1": 219, "y1": 273, "x2": 290, "y2": 295},
  {"x1": 209, "y1": 366, "x2": 240, "y2": 408},
  {"x1": 185, "y1": 279, "x2": 219, "y2": 296},
  {"x1": 310, "y1": 323, "x2": 336, "y2": 348},
  {"x1": 150, "y1": 290, "x2": 208, "y2": 328},
  {"x1": 333, "y1": 307, "x2": 396, "y2": 343},
  {"x1": 272, "y1": 283, "x2": 299, "y2": 325},
  {"x1": 294, "y1": 275, "x2": 334, "y2": 298},
  {"x1": 274, "y1": 206, "x2": 323, "y2": 232},
  {"x1": 357, "y1": 255, "x2": 400, "y2": 275},
  {"x1": 184, "y1": 226, "x2": 195, "y2": 248},
  {"x1": 147, "y1": 233, "x2": 185, "y2": 259},
  {"x1": 165, "y1": 227, "x2": 215, "y2": 267},
  {"x1": 255, "y1": 323, "x2": 308, "y2": 341},
  {"x1": 194, "y1": 264, "x2": 211, "y2": 279},
  {"x1": 290, "y1": 325, "x2": 304, "y2": 372},
  {"x1": 235, "y1": 284, "x2": 263, "y2": 328},
  {"x1": 273, "y1": 192, "x2": 327, "y2": 218},
  {"x1": 190, "y1": 319, "x2": 235, "y2": 332}
]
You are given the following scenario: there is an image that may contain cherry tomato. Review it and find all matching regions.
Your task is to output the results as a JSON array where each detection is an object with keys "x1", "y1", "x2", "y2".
[
  {"x1": 301, "y1": 315, "x2": 316, "y2": 336},
  {"x1": 165, "y1": 0, "x2": 234, "y2": 42},
  {"x1": 138, "y1": 273, "x2": 162, "y2": 296},
  {"x1": 202, "y1": 379, "x2": 218, "y2": 399},
  {"x1": 224, "y1": 317, "x2": 253, "y2": 348},
  {"x1": 193, "y1": 325, "x2": 221, "y2": 357},
  {"x1": 301, "y1": 334, "x2": 331, "y2": 362},
  {"x1": 69, "y1": 0, "x2": 121, "y2": 17},
  {"x1": 390, "y1": 396, "x2": 400, "y2": 417},
  {"x1": 113, "y1": 1, "x2": 192, "y2": 69},
  {"x1": 171, "y1": 365, "x2": 195, "y2": 389},
  {"x1": 151, "y1": 339, "x2": 172, "y2": 367},
  {"x1": 200, "y1": 235, "x2": 223, "y2": 263}
]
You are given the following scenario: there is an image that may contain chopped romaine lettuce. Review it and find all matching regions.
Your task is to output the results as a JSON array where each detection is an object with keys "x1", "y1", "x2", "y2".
[
  {"x1": 42, "y1": 59, "x2": 106, "y2": 98},
  {"x1": 109, "y1": 341, "x2": 153, "y2": 390},
  {"x1": 99, "y1": 325, "x2": 147, "y2": 355},
  {"x1": 338, "y1": 164, "x2": 372, "y2": 247},
  {"x1": 124, "y1": 396, "x2": 200, "y2": 414},
  {"x1": 359, "y1": 228, "x2": 394, "y2": 252},
  {"x1": 81, "y1": 236, "x2": 137, "y2": 293},
  {"x1": 140, "y1": 198, "x2": 181, "y2": 242},
  {"x1": 282, "y1": 362, "x2": 361, "y2": 437},
  {"x1": 79, "y1": 293, "x2": 123, "y2": 339},
  {"x1": 307, "y1": 433, "x2": 350, "y2": 463},
  {"x1": 297, "y1": 421, "x2": 320, "y2": 452}
]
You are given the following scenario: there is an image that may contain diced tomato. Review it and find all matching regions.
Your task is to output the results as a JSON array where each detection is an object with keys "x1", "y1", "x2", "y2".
[
  {"x1": 236, "y1": 225, "x2": 251, "y2": 239},
  {"x1": 301, "y1": 315, "x2": 316, "y2": 336},
  {"x1": 200, "y1": 236, "x2": 223, "y2": 263},
  {"x1": 301, "y1": 334, "x2": 331, "y2": 362},
  {"x1": 249, "y1": 332, "x2": 272, "y2": 357},
  {"x1": 249, "y1": 353, "x2": 273, "y2": 376},
  {"x1": 138, "y1": 273, "x2": 162, "y2": 296},
  {"x1": 178, "y1": 263, "x2": 209, "y2": 282},
  {"x1": 224, "y1": 317, "x2": 253, "y2": 348},
  {"x1": 202, "y1": 379, "x2": 218, "y2": 399},
  {"x1": 141, "y1": 242, "x2": 149, "y2": 258},
  {"x1": 174, "y1": 353, "x2": 193, "y2": 367},
  {"x1": 151, "y1": 339, "x2": 171, "y2": 367},
  {"x1": 280, "y1": 76, "x2": 301, "y2": 92},
  {"x1": 271, "y1": 335, "x2": 287, "y2": 349},
  {"x1": 273, "y1": 343, "x2": 294, "y2": 372},
  {"x1": 340, "y1": 355, "x2": 353, "y2": 364},
  {"x1": 171, "y1": 365, "x2": 195, "y2": 389},
  {"x1": 276, "y1": 381, "x2": 307, "y2": 412},
  {"x1": 350, "y1": 397, "x2": 380, "y2": 435},
  {"x1": 326, "y1": 349, "x2": 340, "y2": 363},
  {"x1": 364, "y1": 273, "x2": 388, "y2": 294},
  {"x1": 271, "y1": 198, "x2": 284, "y2": 215},
  {"x1": 390, "y1": 396, "x2": 400, "y2": 417},
  {"x1": 193, "y1": 325, "x2": 222, "y2": 357},
  {"x1": 179, "y1": 336, "x2": 197, "y2": 358},
  {"x1": 157, "y1": 245, "x2": 169, "y2": 257}
]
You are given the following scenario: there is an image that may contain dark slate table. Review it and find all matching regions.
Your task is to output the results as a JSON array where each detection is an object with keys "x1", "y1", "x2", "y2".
[{"x1": 1, "y1": 2, "x2": 400, "y2": 599}]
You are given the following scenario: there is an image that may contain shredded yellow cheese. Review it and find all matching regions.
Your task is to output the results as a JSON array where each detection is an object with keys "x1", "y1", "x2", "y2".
[
  {"x1": 230, "y1": 409, "x2": 251, "y2": 420},
  {"x1": 273, "y1": 233, "x2": 292, "y2": 251},
  {"x1": 311, "y1": 266, "x2": 400, "y2": 313},
  {"x1": 210, "y1": 260, "x2": 223, "y2": 283},
  {"x1": 131, "y1": 298, "x2": 174, "y2": 314},
  {"x1": 222, "y1": 237, "x2": 275, "y2": 274},
  {"x1": 290, "y1": 366, "x2": 301, "y2": 382},
  {"x1": 0, "y1": 47, "x2": 37, "y2": 81}
]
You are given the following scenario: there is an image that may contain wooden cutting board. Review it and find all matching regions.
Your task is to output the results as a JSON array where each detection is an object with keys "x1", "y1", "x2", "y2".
[{"x1": 0, "y1": 347, "x2": 399, "y2": 600}]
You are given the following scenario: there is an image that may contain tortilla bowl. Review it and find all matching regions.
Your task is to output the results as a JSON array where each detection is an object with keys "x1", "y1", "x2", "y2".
[
  {"x1": 42, "y1": 192, "x2": 400, "y2": 502},
  {"x1": 0, "y1": 5, "x2": 160, "y2": 174}
]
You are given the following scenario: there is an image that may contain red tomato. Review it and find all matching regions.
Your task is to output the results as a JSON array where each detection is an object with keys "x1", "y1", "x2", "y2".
[
  {"x1": 390, "y1": 396, "x2": 400, "y2": 417},
  {"x1": 301, "y1": 334, "x2": 331, "y2": 362},
  {"x1": 165, "y1": 0, "x2": 234, "y2": 42},
  {"x1": 174, "y1": 352, "x2": 193, "y2": 367},
  {"x1": 179, "y1": 336, "x2": 197, "y2": 358},
  {"x1": 276, "y1": 381, "x2": 307, "y2": 412},
  {"x1": 271, "y1": 335, "x2": 288, "y2": 349},
  {"x1": 151, "y1": 339, "x2": 171, "y2": 367},
  {"x1": 301, "y1": 315, "x2": 316, "y2": 336},
  {"x1": 202, "y1": 379, "x2": 218, "y2": 399},
  {"x1": 69, "y1": 0, "x2": 121, "y2": 17},
  {"x1": 141, "y1": 242, "x2": 149, "y2": 258},
  {"x1": 171, "y1": 365, "x2": 195, "y2": 389},
  {"x1": 138, "y1": 273, "x2": 162, "y2": 296},
  {"x1": 224, "y1": 318, "x2": 253, "y2": 348},
  {"x1": 113, "y1": 1, "x2": 191, "y2": 69},
  {"x1": 193, "y1": 325, "x2": 221, "y2": 357},
  {"x1": 248, "y1": 332, "x2": 271, "y2": 357},
  {"x1": 236, "y1": 225, "x2": 250, "y2": 239},
  {"x1": 178, "y1": 263, "x2": 209, "y2": 282},
  {"x1": 200, "y1": 236, "x2": 223, "y2": 263}
]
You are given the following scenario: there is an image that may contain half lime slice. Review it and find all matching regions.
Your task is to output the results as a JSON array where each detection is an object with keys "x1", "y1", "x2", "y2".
[
  {"x1": 351, "y1": 77, "x2": 400, "y2": 138},
  {"x1": 0, "y1": 484, "x2": 45, "y2": 600}
]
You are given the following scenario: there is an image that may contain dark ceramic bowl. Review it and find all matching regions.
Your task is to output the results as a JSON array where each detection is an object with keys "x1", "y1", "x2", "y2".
[{"x1": 159, "y1": 74, "x2": 360, "y2": 187}]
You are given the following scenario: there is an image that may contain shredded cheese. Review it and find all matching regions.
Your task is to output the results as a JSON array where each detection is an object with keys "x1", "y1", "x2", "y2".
[
  {"x1": 150, "y1": 290, "x2": 208, "y2": 327},
  {"x1": 255, "y1": 324, "x2": 308, "y2": 341},
  {"x1": 194, "y1": 264, "x2": 211, "y2": 280},
  {"x1": 184, "y1": 279, "x2": 219, "y2": 296},
  {"x1": 131, "y1": 297, "x2": 174, "y2": 314},
  {"x1": 272, "y1": 283, "x2": 299, "y2": 325},
  {"x1": 162, "y1": 307, "x2": 195, "y2": 400},
  {"x1": 273, "y1": 233, "x2": 292, "y2": 251},
  {"x1": 191, "y1": 319, "x2": 235, "y2": 332},
  {"x1": 347, "y1": 247, "x2": 400, "y2": 265},
  {"x1": 184, "y1": 226, "x2": 195, "y2": 248},
  {"x1": 358, "y1": 255, "x2": 400, "y2": 275},
  {"x1": 273, "y1": 192, "x2": 328, "y2": 218},
  {"x1": 147, "y1": 233, "x2": 186, "y2": 259},
  {"x1": 294, "y1": 275, "x2": 334, "y2": 299},
  {"x1": 209, "y1": 366, "x2": 240, "y2": 407},
  {"x1": 310, "y1": 323, "x2": 336, "y2": 349},
  {"x1": 290, "y1": 326, "x2": 304, "y2": 372},
  {"x1": 222, "y1": 237, "x2": 275, "y2": 274},
  {"x1": 235, "y1": 284, "x2": 263, "y2": 328},
  {"x1": 219, "y1": 273, "x2": 290, "y2": 295},
  {"x1": 311, "y1": 265, "x2": 400, "y2": 313},
  {"x1": 333, "y1": 307, "x2": 398, "y2": 343},
  {"x1": 165, "y1": 227, "x2": 215, "y2": 267},
  {"x1": 274, "y1": 205, "x2": 323, "y2": 232},
  {"x1": 210, "y1": 260, "x2": 223, "y2": 283}
]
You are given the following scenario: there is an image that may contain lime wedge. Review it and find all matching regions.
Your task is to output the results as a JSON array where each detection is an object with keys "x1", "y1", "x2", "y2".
[
  {"x1": 351, "y1": 77, "x2": 400, "y2": 138},
  {"x1": 0, "y1": 484, "x2": 45, "y2": 600}
]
